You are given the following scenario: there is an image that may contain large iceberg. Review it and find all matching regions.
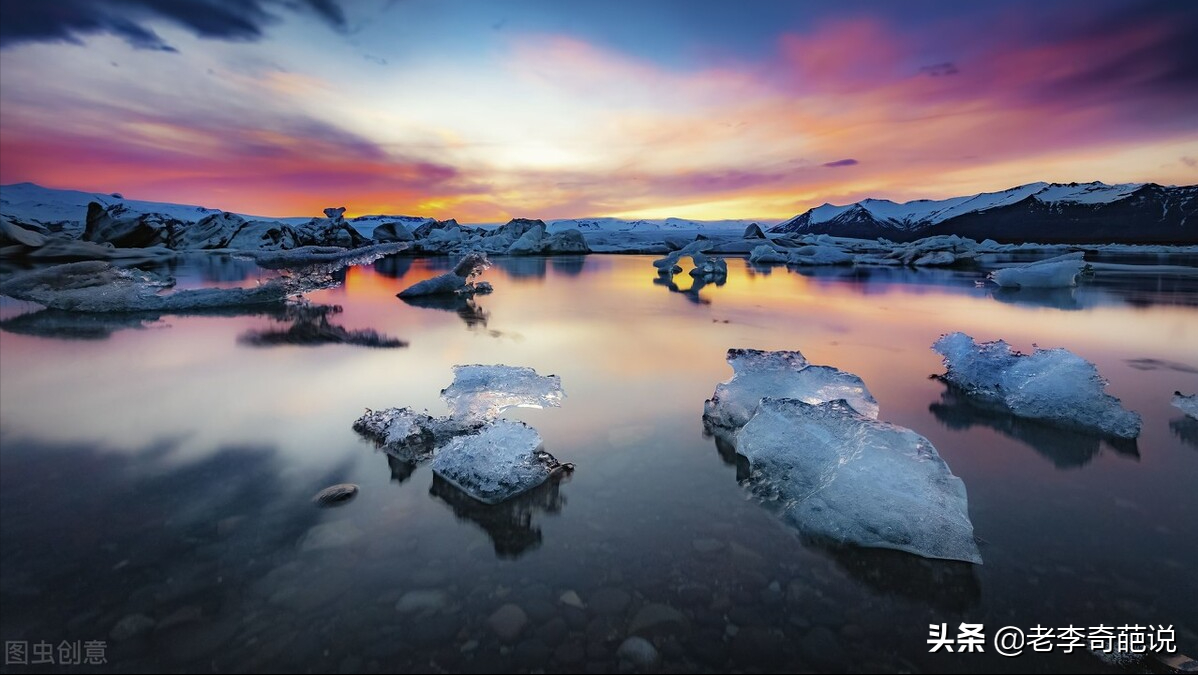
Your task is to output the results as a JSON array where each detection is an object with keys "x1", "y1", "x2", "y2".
[
  {"x1": 987, "y1": 252, "x2": 1087, "y2": 288},
  {"x1": 1174, "y1": 392, "x2": 1198, "y2": 420},
  {"x1": 932, "y1": 332, "x2": 1141, "y2": 438},
  {"x1": 736, "y1": 398, "x2": 981, "y2": 563},
  {"x1": 441, "y1": 364, "x2": 563, "y2": 421},
  {"x1": 0, "y1": 261, "x2": 330, "y2": 312},
  {"x1": 703, "y1": 348, "x2": 878, "y2": 429},
  {"x1": 431, "y1": 420, "x2": 570, "y2": 505}
]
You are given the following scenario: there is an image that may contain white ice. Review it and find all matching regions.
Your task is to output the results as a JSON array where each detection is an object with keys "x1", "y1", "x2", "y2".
[
  {"x1": 988, "y1": 252, "x2": 1087, "y2": 288},
  {"x1": 703, "y1": 348, "x2": 879, "y2": 429},
  {"x1": 1173, "y1": 392, "x2": 1198, "y2": 420},
  {"x1": 431, "y1": 420, "x2": 566, "y2": 504},
  {"x1": 932, "y1": 332, "x2": 1142, "y2": 438},
  {"x1": 736, "y1": 398, "x2": 981, "y2": 563},
  {"x1": 0, "y1": 261, "x2": 330, "y2": 312},
  {"x1": 441, "y1": 364, "x2": 564, "y2": 422}
]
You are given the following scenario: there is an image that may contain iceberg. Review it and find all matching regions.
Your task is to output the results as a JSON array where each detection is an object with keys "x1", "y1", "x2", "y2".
[
  {"x1": 988, "y1": 252, "x2": 1087, "y2": 288},
  {"x1": 431, "y1": 420, "x2": 570, "y2": 505},
  {"x1": 441, "y1": 364, "x2": 563, "y2": 422},
  {"x1": 397, "y1": 251, "x2": 492, "y2": 298},
  {"x1": 0, "y1": 261, "x2": 330, "y2": 312},
  {"x1": 748, "y1": 244, "x2": 788, "y2": 265},
  {"x1": 1174, "y1": 392, "x2": 1198, "y2": 420},
  {"x1": 353, "y1": 406, "x2": 480, "y2": 462},
  {"x1": 703, "y1": 348, "x2": 879, "y2": 429},
  {"x1": 736, "y1": 398, "x2": 981, "y2": 563},
  {"x1": 932, "y1": 332, "x2": 1141, "y2": 438}
]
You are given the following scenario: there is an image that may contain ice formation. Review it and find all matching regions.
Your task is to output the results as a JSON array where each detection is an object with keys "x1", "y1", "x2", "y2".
[
  {"x1": 987, "y1": 252, "x2": 1087, "y2": 288},
  {"x1": 703, "y1": 348, "x2": 879, "y2": 429},
  {"x1": 0, "y1": 261, "x2": 329, "y2": 312},
  {"x1": 397, "y1": 252, "x2": 493, "y2": 298},
  {"x1": 1173, "y1": 392, "x2": 1198, "y2": 420},
  {"x1": 932, "y1": 332, "x2": 1141, "y2": 438},
  {"x1": 431, "y1": 420, "x2": 569, "y2": 505},
  {"x1": 736, "y1": 398, "x2": 981, "y2": 563},
  {"x1": 353, "y1": 364, "x2": 571, "y2": 503},
  {"x1": 441, "y1": 365, "x2": 563, "y2": 421}
]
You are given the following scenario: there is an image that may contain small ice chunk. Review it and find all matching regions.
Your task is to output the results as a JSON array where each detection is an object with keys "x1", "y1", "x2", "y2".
[
  {"x1": 932, "y1": 332, "x2": 1141, "y2": 438},
  {"x1": 988, "y1": 252, "x2": 1087, "y2": 288},
  {"x1": 736, "y1": 398, "x2": 981, "y2": 563},
  {"x1": 431, "y1": 420, "x2": 567, "y2": 504},
  {"x1": 353, "y1": 406, "x2": 478, "y2": 461},
  {"x1": 1173, "y1": 392, "x2": 1198, "y2": 420},
  {"x1": 441, "y1": 365, "x2": 563, "y2": 422},
  {"x1": 703, "y1": 348, "x2": 879, "y2": 429},
  {"x1": 749, "y1": 245, "x2": 788, "y2": 264}
]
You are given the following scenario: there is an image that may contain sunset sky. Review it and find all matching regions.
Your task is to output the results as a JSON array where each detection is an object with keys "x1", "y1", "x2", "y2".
[{"x1": 1, "y1": 0, "x2": 1195, "y2": 222}]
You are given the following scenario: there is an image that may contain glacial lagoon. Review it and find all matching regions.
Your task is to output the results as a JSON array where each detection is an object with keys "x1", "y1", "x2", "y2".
[{"x1": 1, "y1": 253, "x2": 1195, "y2": 673}]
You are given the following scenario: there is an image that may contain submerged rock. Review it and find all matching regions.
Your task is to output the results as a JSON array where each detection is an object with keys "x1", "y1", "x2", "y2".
[
  {"x1": 704, "y1": 348, "x2": 878, "y2": 429},
  {"x1": 617, "y1": 636, "x2": 661, "y2": 669},
  {"x1": 312, "y1": 483, "x2": 359, "y2": 507},
  {"x1": 737, "y1": 398, "x2": 981, "y2": 563},
  {"x1": 933, "y1": 332, "x2": 1141, "y2": 438}
]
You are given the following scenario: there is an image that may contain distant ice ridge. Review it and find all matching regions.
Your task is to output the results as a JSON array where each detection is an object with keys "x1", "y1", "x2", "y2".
[
  {"x1": 1174, "y1": 392, "x2": 1198, "y2": 420},
  {"x1": 0, "y1": 261, "x2": 330, "y2": 312},
  {"x1": 738, "y1": 398, "x2": 981, "y2": 563},
  {"x1": 703, "y1": 348, "x2": 978, "y2": 563},
  {"x1": 703, "y1": 348, "x2": 878, "y2": 429},
  {"x1": 354, "y1": 364, "x2": 570, "y2": 503},
  {"x1": 933, "y1": 332, "x2": 1142, "y2": 438},
  {"x1": 988, "y1": 252, "x2": 1088, "y2": 288}
]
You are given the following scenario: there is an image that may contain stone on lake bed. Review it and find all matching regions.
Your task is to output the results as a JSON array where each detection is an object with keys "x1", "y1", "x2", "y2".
[
  {"x1": 110, "y1": 613, "x2": 156, "y2": 641},
  {"x1": 628, "y1": 603, "x2": 688, "y2": 636},
  {"x1": 395, "y1": 589, "x2": 449, "y2": 614},
  {"x1": 487, "y1": 603, "x2": 529, "y2": 641},
  {"x1": 617, "y1": 636, "x2": 661, "y2": 669},
  {"x1": 312, "y1": 483, "x2": 359, "y2": 507}
]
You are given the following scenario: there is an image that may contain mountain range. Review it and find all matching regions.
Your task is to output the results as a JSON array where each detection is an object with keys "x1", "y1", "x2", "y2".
[{"x1": 769, "y1": 181, "x2": 1197, "y2": 244}]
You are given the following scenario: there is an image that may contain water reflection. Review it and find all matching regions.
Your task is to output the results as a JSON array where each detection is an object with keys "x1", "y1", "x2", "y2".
[
  {"x1": 0, "y1": 304, "x2": 291, "y2": 341},
  {"x1": 550, "y1": 255, "x2": 586, "y2": 276},
  {"x1": 490, "y1": 256, "x2": 547, "y2": 279},
  {"x1": 399, "y1": 294, "x2": 493, "y2": 333},
  {"x1": 929, "y1": 383, "x2": 1139, "y2": 468},
  {"x1": 1170, "y1": 416, "x2": 1198, "y2": 448},
  {"x1": 372, "y1": 255, "x2": 413, "y2": 279},
  {"x1": 990, "y1": 286, "x2": 1084, "y2": 310},
  {"x1": 238, "y1": 302, "x2": 407, "y2": 348},
  {"x1": 653, "y1": 274, "x2": 724, "y2": 305},
  {"x1": 429, "y1": 473, "x2": 569, "y2": 559}
]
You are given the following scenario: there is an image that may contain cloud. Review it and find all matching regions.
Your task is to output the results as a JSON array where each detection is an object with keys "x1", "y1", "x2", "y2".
[
  {"x1": 919, "y1": 62, "x2": 959, "y2": 77},
  {"x1": 822, "y1": 158, "x2": 859, "y2": 168},
  {"x1": 1182, "y1": 156, "x2": 1198, "y2": 168},
  {"x1": 0, "y1": 0, "x2": 347, "y2": 51}
]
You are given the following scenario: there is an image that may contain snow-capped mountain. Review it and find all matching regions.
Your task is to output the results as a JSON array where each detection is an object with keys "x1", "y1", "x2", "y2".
[
  {"x1": 0, "y1": 182, "x2": 433, "y2": 237},
  {"x1": 771, "y1": 182, "x2": 1198, "y2": 244}
]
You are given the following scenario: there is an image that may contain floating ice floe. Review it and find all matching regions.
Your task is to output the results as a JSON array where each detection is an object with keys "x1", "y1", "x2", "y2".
[
  {"x1": 0, "y1": 261, "x2": 331, "y2": 312},
  {"x1": 397, "y1": 251, "x2": 493, "y2": 298},
  {"x1": 353, "y1": 364, "x2": 571, "y2": 503},
  {"x1": 932, "y1": 332, "x2": 1141, "y2": 438},
  {"x1": 441, "y1": 364, "x2": 563, "y2": 421},
  {"x1": 431, "y1": 420, "x2": 569, "y2": 505},
  {"x1": 987, "y1": 252, "x2": 1088, "y2": 288},
  {"x1": 748, "y1": 244, "x2": 789, "y2": 265},
  {"x1": 1174, "y1": 392, "x2": 1198, "y2": 420},
  {"x1": 703, "y1": 348, "x2": 879, "y2": 429},
  {"x1": 702, "y1": 347, "x2": 979, "y2": 563},
  {"x1": 737, "y1": 398, "x2": 982, "y2": 563}
]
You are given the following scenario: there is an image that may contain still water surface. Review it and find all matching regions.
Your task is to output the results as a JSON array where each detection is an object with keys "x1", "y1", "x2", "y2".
[{"x1": 1, "y1": 253, "x2": 1195, "y2": 673}]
